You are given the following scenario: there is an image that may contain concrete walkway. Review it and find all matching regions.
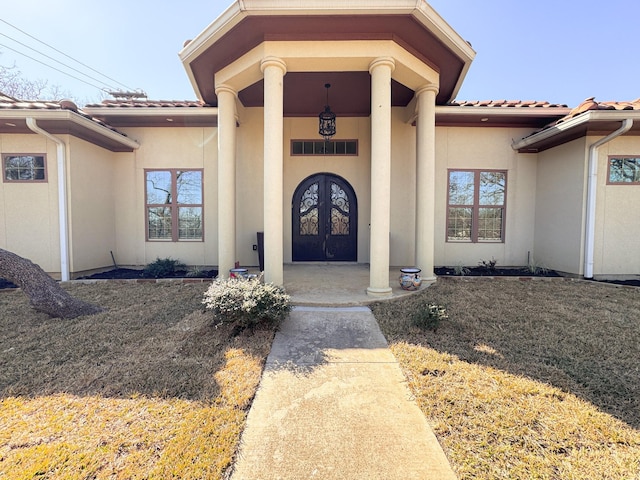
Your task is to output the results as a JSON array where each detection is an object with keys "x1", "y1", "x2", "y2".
[{"x1": 230, "y1": 306, "x2": 456, "y2": 480}]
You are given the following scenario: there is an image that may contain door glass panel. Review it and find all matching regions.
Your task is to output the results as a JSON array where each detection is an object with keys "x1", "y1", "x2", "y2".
[
  {"x1": 331, "y1": 182, "x2": 349, "y2": 212},
  {"x1": 331, "y1": 208, "x2": 349, "y2": 235},
  {"x1": 300, "y1": 182, "x2": 318, "y2": 213},
  {"x1": 300, "y1": 208, "x2": 319, "y2": 235}
]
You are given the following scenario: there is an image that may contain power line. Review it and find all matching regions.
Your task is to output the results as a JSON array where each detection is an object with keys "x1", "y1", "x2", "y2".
[
  {"x1": 0, "y1": 32, "x2": 116, "y2": 91},
  {"x1": 0, "y1": 17, "x2": 136, "y2": 92},
  {"x1": 0, "y1": 42, "x2": 108, "y2": 92}
]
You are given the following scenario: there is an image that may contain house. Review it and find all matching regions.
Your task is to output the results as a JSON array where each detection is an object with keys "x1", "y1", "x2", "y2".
[{"x1": 1, "y1": 0, "x2": 639, "y2": 296}]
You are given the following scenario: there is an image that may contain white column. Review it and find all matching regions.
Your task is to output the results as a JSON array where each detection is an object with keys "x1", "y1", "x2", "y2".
[
  {"x1": 215, "y1": 85, "x2": 238, "y2": 279},
  {"x1": 415, "y1": 84, "x2": 438, "y2": 282},
  {"x1": 367, "y1": 57, "x2": 395, "y2": 297},
  {"x1": 261, "y1": 57, "x2": 287, "y2": 286}
]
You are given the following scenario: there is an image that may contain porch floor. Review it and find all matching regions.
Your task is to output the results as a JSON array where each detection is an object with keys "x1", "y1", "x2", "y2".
[{"x1": 283, "y1": 264, "x2": 428, "y2": 306}]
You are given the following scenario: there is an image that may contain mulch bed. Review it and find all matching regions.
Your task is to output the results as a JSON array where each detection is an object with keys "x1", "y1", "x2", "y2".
[
  {"x1": 2, "y1": 267, "x2": 637, "y2": 288},
  {"x1": 434, "y1": 266, "x2": 562, "y2": 277},
  {"x1": 0, "y1": 268, "x2": 219, "y2": 290},
  {"x1": 78, "y1": 268, "x2": 218, "y2": 280},
  {"x1": 434, "y1": 266, "x2": 640, "y2": 287}
]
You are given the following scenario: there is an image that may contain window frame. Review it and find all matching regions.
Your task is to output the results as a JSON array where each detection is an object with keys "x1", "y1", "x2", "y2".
[
  {"x1": 144, "y1": 168, "x2": 204, "y2": 242},
  {"x1": 290, "y1": 139, "x2": 358, "y2": 156},
  {"x1": 607, "y1": 156, "x2": 640, "y2": 185},
  {"x1": 446, "y1": 169, "x2": 507, "y2": 243},
  {"x1": 2, "y1": 154, "x2": 47, "y2": 183}
]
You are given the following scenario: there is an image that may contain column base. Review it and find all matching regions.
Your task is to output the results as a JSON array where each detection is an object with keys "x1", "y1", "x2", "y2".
[{"x1": 366, "y1": 286, "x2": 393, "y2": 297}]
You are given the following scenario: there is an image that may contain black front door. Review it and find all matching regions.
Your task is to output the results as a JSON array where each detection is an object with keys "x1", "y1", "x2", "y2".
[{"x1": 292, "y1": 173, "x2": 357, "y2": 261}]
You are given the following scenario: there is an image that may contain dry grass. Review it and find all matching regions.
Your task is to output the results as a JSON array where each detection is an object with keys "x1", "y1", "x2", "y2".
[
  {"x1": 0, "y1": 282, "x2": 277, "y2": 479},
  {"x1": 372, "y1": 278, "x2": 640, "y2": 480}
]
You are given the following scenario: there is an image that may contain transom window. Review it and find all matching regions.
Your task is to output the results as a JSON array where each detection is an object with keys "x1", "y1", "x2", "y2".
[
  {"x1": 145, "y1": 169, "x2": 203, "y2": 242},
  {"x1": 608, "y1": 157, "x2": 640, "y2": 184},
  {"x1": 3, "y1": 154, "x2": 46, "y2": 182},
  {"x1": 447, "y1": 169, "x2": 507, "y2": 242},
  {"x1": 291, "y1": 140, "x2": 358, "y2": 156}
]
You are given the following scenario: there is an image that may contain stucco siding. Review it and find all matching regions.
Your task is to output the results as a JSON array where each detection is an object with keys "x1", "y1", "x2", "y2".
[
  {"x1": 112, "y1": 127, "x2": 218, "y2": 268},
  {"x1": 389, "y1": 107, "x2": 417, "y2": 267},
  {"x1": 533, "y1": 138, "x2": 587, "y2": 275},
  {"x1": 593, "y1": 136, "x2": 640, "y2": 276},
  {"x1": 67, "y1": 137, "x2": 117, "y2": 273},
  {"x1": 0, "y1": 133, "x2": 59, "y2": 273},
  {"x1": 282, "y1": 115, "x2": 373, "y2": 264},
  {"x1": 434, "y1": 127, "x2": 537, "y2": 268}
]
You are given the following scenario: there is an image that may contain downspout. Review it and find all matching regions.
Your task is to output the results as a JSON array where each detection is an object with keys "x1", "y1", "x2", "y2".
[
  {"x1": 25, "y1": 118, "x2": 70, "y2": 282},
  {"x1": 584, "y1": 118, "x2": 633, "y2": 278}
]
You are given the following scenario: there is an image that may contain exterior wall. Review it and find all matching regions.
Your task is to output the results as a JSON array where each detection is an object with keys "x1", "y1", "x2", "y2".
[
  {"x1": 235, "y1": 108, "x2": 416, "y2": 268},
  {"x1": 0, "y1": 133, "x2": 60, "y2": 274},
  {"x1": 235, "y1": 108, "x2": 264, "y2": 267},
  {"x1": 67, "y1": 137, "x2": 117, "y2": 273},
  {"x1": 282, "y1": 115, "x2": 373, "y2": 264},
  {"x1": 390, "y1": 108, "x2": 417, "y2": 267},
  {"x1": 533, "y1": 138, "x2": 587, "y2": 275},
  {"x1": 434, "y1": 127, "x2": 537, "y2": 267},
  {"x1": 593, "y1": 136, "x2": 640, "y2": 277},
  {"x1": 112, "y1": 127, "x2": 218, "y2": 268}
]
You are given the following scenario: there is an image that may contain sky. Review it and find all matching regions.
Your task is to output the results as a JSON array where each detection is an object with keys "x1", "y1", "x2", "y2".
[{"x1": 1, "y1": 0, "x2": 638, "y2": 107}]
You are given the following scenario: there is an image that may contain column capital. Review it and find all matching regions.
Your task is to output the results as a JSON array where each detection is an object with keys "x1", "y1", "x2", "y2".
[
  {"x1": 415, "y1": 84, "x2": 439, "y2": 97},
  {"x1": 215, "y1": 84, "x2": 238, "y2": 97},
  {"x1": 260, "y1": 56, "x2": 287, "y2": 75},
  {"x1": 368, "y1": 57, "x2": 395, "y2": 75}
]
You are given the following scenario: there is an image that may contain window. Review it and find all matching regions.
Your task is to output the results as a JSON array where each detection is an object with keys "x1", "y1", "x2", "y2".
[
  {"x1": 447, "y1": 169, "x2": 506, "y2": 242},
  {"x1": 3, "y1": 154, "x2": 47, "y2": 182},
  {"x1": 291, "y1": 140, "x2": 358, "y2": 156},
  {"x1": 145, "y1": 169, "x2": 203, "y2": 241},
  {"x1": 608, "y1": 157, "x2": 640, "y2": 184}
]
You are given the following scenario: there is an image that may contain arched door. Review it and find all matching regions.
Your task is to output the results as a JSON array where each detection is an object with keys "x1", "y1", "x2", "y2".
[{"x1": 292, "y1": 173, "x2": 357, "y2": 261}]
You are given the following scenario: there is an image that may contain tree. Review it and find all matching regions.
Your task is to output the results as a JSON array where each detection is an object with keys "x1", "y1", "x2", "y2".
[
  {"x1": 0, "y1": 58, "x2": 78, "y2": 102},
  {"x1": 0, "y1": 63, "x2": 50, "y2": 99},
  {"x1": 0, "y1": 248, "x2": 103, "y2": 319}
]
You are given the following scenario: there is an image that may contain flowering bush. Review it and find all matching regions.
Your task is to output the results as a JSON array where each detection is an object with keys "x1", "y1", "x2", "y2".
[{"x1": 202, "y1": 276, "x2": 291, "y2": 327}]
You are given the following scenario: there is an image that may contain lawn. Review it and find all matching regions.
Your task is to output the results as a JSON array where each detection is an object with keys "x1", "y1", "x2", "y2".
[
  {"x1": 2, "y1": 278, "x2": 639, "y2": 479},
  {"x1": 372, "y1": 278, "x2": 640, "y2": 480},
  {"x1": 0, "y1": 282, "x2": 277, "y2": 479}
]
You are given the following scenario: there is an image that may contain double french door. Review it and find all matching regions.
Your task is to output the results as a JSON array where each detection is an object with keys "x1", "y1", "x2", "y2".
[{"x1": 292, "y1": 173, "x2": 357, "y2": 261}]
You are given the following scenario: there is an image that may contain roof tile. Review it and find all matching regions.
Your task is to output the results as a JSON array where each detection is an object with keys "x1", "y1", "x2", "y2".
[
  {"x1": 448, "y1": 99, "x2": 568, "y2": 108},
  {"x1": 0, "y1": 94, "x2": 129, "y2": 137},
  {"x1": 85, "y1": 99, "x2": 212, "y2": 109}
]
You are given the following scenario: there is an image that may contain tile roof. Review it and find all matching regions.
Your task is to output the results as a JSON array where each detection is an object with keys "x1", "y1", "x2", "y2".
[
  {"x1": 0, "y1": 95, "x2": 77, "y2": 111},
  {"x1": 556, "y1": 97, "x2": 640, "y2": 124},
  {"x1": 85, "y1": 99, "x2": 213, "y2": 108},
  {"x1": 448, "y1": 99, "x2": 568, "y2": 108},
  {"x1": 514, "y1": 97, "x2": 640, "y2": 152},
  {"x1": 0, "y1": 94, "x2": 129, "y2": 136}
]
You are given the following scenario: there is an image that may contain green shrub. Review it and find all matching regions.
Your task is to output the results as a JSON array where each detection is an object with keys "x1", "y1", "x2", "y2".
[
  {"x1": 412, "y1": 303, "x2": 448, "y2": 331},
  {"x1": 526, "y1": 258, "x2": 549, "y2": 275},
  {"x1": 454, "y1": 262, "x2": 471, "y2": 276},
  {"x1": 143, "y1": 257, "x2": 186, "y2": 278},
  {"x1": 202, "y1": 276, "x2": 291, "y2": 327},
  {"x1": 478, "y1": 257, "x2": 497, "y2": 271}
]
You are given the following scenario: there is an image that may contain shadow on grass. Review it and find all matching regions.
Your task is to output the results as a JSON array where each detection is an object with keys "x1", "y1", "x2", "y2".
[
  {"x1": 0, "y1": 282, "x2": 276, "y2": 403},
  {"x1": 371, "y1": 278, "x2": 640, "y2": 429}
]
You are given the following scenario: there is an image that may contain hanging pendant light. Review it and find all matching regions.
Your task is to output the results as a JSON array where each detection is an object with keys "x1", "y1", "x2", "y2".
[{"x1": 318, "y1": 83, "x2": 336, "y2": 141}]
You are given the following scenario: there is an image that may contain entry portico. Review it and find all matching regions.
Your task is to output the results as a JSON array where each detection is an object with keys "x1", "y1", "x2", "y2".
[{"x1": 179, "y1": 0, "x2": 475, "y2": 296}]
